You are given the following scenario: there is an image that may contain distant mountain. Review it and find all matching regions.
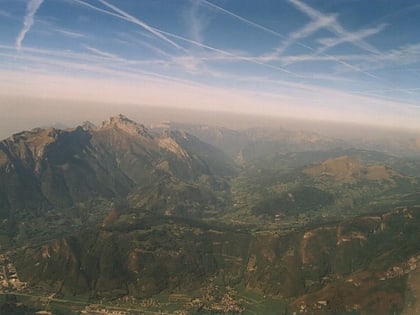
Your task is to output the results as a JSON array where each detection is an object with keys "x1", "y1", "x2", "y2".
[
  {"x1": 303, "y1": 156, "x2": 399, "y2": 183},
  {"x1": 153, "y1": 123, "x2": 347, "y2": 164},
  {"x1": 235, "y1": 155, "x2": 418, "y2": 220},
  {"x1": 154, "y1": 123, "x2": 420, "y2": 166},
  {"x1": 0, "y1": 114, "x2": 236, "y2": 220}
]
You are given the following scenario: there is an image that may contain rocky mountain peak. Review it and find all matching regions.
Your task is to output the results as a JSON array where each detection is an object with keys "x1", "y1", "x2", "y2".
[
  {"x1": 101, "y1": 114, "x2": 134, "y2": 127},
  {"x1": 100, "y1": 114, "x2": 151, "y2": 138},
  {"x1": 81, "y1": 120, "x2": 97, "y2": 131}
]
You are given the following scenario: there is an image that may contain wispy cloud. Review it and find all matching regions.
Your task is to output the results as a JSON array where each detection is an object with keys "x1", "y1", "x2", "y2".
[
  {"x1": 113, "y1": 32, "x2": 174, "y2": 59},
  {"x1": 176, "y1": 0, "x2": 208, "y2": 72},
  {"x1": 186, "y1": 0, "x2": 206, "y2": 45},
  {"x1": 2, "y1": 64, "x2": 419, "y2": 130},
  {"x1": 0, "y1": 10, "x2": 13, "y2": 18},
  {"x1": 0, "y1": 44, "x2": 330, "y2": 97},
  {"x1": 172, "y1": 56, "x2": 204, "y2": 72},
  {"x1": 0, "y1": 47, "x2": 195, "y2": 88},
  {"x1": 16, "y1": 0, "x2": 44, "y2": 51}
]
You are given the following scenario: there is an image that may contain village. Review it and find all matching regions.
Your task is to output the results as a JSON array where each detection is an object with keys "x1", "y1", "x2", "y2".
[
  {"x1": 0, "y1": 254, "x2": 27, "y2": 293},
  {"x1": 0, "y1": 250, "x2": 245, "y2": 315}
]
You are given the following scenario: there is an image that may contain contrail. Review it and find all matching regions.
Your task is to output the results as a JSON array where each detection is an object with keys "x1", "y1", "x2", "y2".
[
  {"x1": 316, "y1": 23, "x2": 387, "y2": 55},
  {"x1": 288, "y1": 0, "x2": 380, "y2": 54},
  {"x1": 202, "y1": 0, "x2": 286, "y2": 39},
  {"x1": 96, "y1": 0, "x2": 184, "y2": 50},
  {"x1": 157, "y1": 29, "x2": 295, "y2": 76},
  {"x1": 74, "y1": 0, "x2": 294, "y2": 76},
  {"x1": 16, "y1": 0, "x2": 44, "y2": 51},
  {"x1": 202, "y1": 0, "x2": 394, "y2": 87}
]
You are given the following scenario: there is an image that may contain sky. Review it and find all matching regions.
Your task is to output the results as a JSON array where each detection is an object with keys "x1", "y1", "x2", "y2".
[{"x1": 1, "y1": 0, "x2": 420, "y2": 130}]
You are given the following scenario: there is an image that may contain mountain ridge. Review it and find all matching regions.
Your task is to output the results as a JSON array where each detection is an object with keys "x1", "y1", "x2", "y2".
[{"x1": 0, "y1": 115, "x2": 236, "y2": 219}]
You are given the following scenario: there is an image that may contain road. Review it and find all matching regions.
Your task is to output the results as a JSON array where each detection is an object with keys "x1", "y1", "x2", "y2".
[{"x1": 0, "y1": 291, "x2": 174, "y2": 314}]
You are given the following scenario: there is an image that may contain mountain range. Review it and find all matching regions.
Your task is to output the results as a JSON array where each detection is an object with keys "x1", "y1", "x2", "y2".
[{"x1": 0, "y1": 114, "x2": 419, "y2": 315}]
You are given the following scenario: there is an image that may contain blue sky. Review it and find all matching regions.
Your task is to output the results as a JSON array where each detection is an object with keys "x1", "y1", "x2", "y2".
[{"x1": 1, "y1": 0, "x2": 420, "y2": 129}]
